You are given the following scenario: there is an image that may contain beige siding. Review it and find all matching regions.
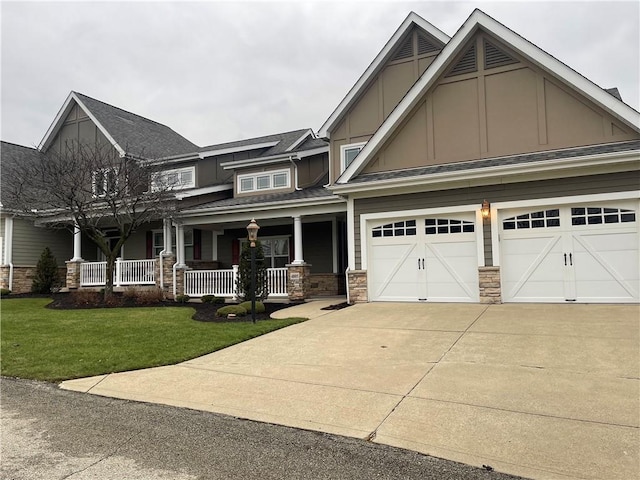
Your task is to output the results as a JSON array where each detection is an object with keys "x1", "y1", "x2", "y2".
[
  {"x1": 297, "y1": 153, "x2": 329, "y2": 187},
  {"x1": 48, "y1": 101, "x2": 113, "y2": 154},
  {"x1": 328, "y1": 26, "x2": 444, "y2": 182},
  {"x1": 0, "y1": 217, "x2": 5, "y2": 262},
  {"x1": 359, "y1": 31, "x2": 639, "y2": 175},
  {"x1": 353, "y1": 171, "x2": 638, "y2": 268},
  {"x1": 11, "y1": 219, "x2": 72, "y2": 266}
]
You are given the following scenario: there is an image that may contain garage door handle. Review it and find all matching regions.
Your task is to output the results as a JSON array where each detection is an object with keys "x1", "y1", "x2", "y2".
[
  {"x1": 418, "y1": 258, "x2": 421, "y2": 270},
  {"x1": 569, "y1": 253, "x2": 573, "y2": 266},
  {"x1": 564, "y1": 253, "x2": 567, "y2": 266},
  {"x1": 417, "y1": 258, "x2": 425, "y2": 270},
  {"x1": 422, "y1": 259, "x2": 425, "y2": 270}
]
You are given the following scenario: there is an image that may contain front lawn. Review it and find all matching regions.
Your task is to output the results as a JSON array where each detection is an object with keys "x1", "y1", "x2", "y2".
[{"x1": 1, "y1": 298, "x2": 304, "y2": 382}]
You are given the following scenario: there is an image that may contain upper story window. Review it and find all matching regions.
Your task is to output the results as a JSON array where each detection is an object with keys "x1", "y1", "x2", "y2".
[
  {"x1": 340, "y1": 142, "x2": 366, "y2": 173},
  {"x1": 152, "y1": 166, "x2": 195, "y2": 191},
  {"x1": 237, "y1": 169, "x2": 290, "y2": 193},
  {"x1": 92, "y1": 168, "x2": 118, "y2": 197}
]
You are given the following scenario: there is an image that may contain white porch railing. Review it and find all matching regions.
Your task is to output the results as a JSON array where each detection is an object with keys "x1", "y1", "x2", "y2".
[
  {"x1": 184, "y1": 266, "x2": 288, "y2": 298},
  {"x1": 80, "y1": 259, "x2": 156, "y2": 287}
]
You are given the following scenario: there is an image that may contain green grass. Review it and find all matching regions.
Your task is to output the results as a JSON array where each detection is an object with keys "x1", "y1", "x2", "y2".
[{"x1": 1, "y1": 298, "x2": 305, "y2": 382}]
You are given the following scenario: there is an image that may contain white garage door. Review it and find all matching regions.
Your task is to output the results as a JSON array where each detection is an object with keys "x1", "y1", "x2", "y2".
[
  {"x1": 500, "y1": 201, "x2": 639, "y2": 303},
  {"x1": 368, "y1": 214, "x2": 479, "y2": 302}
]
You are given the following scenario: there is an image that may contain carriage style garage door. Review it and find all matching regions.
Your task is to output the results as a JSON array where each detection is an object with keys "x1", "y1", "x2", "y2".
[
  {"x1": 500, "y1": 200, "x2": 639, "y2": 303},
  {"x1": 368, "y1": 212, "x2": 479, "y2": 302}
]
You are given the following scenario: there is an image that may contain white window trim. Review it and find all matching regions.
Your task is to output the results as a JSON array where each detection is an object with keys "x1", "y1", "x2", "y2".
[
  {"x1": 340, "y1": 142, "x2": 367, "y2": 173},
  {"x1": 237, "y1": 169, "x2": 291, "y2": 193},
  {"x1": 238, "y1": 235, "x2": 291, "y2": 268},
  {"x1": 152, "y1": 166, "x2": 196, "y2": 191},
  {"x1": 153, "y1": 228, "x2": 193, "y2": 258},
  {"x1": 92, "y1": 167, "x2": 118, "y2": 198}
]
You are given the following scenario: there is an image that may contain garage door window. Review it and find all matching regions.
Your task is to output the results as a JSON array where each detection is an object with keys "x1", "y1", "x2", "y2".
[
  {"x1": 503, "y1": 209, "x2": 560, "y2": 230},
  {"x1": 372, "y1": 220, "x2": 417, "y2": 237},
  {"x1": 425, "y1": 218, "x2": 474, "y2": 235},
  {"x1": 571, "y1": 207, "x2": 636, "y2": 226}
]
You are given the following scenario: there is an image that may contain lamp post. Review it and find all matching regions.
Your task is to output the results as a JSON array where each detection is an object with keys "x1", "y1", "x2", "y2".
[{"x1": 246, "y1": 218, "x2": 260, "y2": 323}]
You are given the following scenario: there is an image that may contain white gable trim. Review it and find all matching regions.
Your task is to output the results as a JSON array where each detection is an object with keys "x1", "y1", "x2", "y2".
[
  {"x1": 38, "y1": 92, "x2": 125, "y2": 156},
  {"x1": 318, "y1": 12, "x2": 449, "y2": 139},
  {"x1": 337, "y1": 9, "x2": 640, "y2": 184},
  {"x1": 286, "y1": 129, "x2": 313, "y2": 151},
  {"x1": 198, "y1": 141, "x2": 279, "y2": 159}
]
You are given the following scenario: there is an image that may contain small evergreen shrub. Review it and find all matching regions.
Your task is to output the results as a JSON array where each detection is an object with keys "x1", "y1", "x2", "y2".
[
  {"x1": 175, "y1": 294, "x2": 190, "y2": 303},
  {"x1": 0, "y1": 288, "x2": 11, "y2": 296},
  {"x1": 32, "y1": 247, "x2": 60, "y2": 294},
  {"x1": 235, "y1": 240, "x2": 269, "y2": 301},
  {"x1": 238, "y1": 301, "x2": 265, "y2": 314},
  {"x1": 216, "y1": 305, "x2": 247, "y2": 317},
  {"x1": 201, "y1": 295, "x2": 225, "y2": 304}
]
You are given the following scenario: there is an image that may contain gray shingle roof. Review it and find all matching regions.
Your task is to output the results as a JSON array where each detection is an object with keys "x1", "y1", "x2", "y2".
[
  {"x1": 74, "y1": 92, "x2": 198, "y2": 159},
  {"x1": 1, "y1": 141, "x2": 44, "y2": 209},
  {"x1": 185, "y1": 186, "x2": 340, "y2": 212},
  {"x1": 200, "y1": 129, "x2": 323, "y2": 156},
  {"x1": 349, "y1": 140, "x2": 640, "y2": 184}
]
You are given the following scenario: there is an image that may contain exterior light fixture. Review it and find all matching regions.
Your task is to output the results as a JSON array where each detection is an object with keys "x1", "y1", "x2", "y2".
[
  {"x1": 481, "y1": 199, "x2": 490, "y2": 218},
  {"x1": 246, "y1": 218, "x2": 260, "y2": 323}
]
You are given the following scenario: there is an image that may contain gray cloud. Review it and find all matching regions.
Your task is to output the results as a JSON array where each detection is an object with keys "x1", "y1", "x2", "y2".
[{"x1": 1, "y1": 1, "x2": 638, "y2": 148}]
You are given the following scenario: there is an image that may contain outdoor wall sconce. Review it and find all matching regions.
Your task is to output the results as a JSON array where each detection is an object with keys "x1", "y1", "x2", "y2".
[
  {"x1": 246, "y1": 218, "x2": 260, "y2": 247},
  {"x1": 481, "y1": 199, "x2": 491, "y2": 218}
]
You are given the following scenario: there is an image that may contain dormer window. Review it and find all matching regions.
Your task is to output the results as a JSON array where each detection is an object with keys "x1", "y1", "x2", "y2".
[
  {"x1": 152, "y1": 166, "x2": 195, "y2": 191},
  {"x1": 237, "y1": 169, "x2": 290, "y2": 193},
  {"x1": 340, "y1": 142, "x2": 366, "y2": 173}
]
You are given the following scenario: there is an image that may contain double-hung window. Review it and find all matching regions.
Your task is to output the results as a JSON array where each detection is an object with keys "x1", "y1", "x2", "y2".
[
  {"x1": 92, "y1": 168, "x2": 118, "y2": 197},
  {"x1": 241, "y1": 236, "x2": 290, "y2": 267},
  {"x1": 153, "y1": 229, "x2": 194, "y2": 259},
  {"x1": 237, "y1": 169, "x2": 290, "y2": 193},
  {"x1": 340, "y1": 142, "x2": 366, "y2": 173}
]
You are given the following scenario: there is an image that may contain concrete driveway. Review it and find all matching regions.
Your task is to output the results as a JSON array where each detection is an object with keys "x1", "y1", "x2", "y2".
[{"x1": 61, "y1": 302, "x2": 640, "y2": 480}]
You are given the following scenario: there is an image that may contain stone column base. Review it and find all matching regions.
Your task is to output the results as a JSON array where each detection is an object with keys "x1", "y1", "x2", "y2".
[
  {"x1": 286, "y1": 263, "x2": 312, "y2": 301},
  {"x1": 155, "y1": 254, "x2": 177, "y2": 298},
  {"x1": 347, "y1": 270, "x2": 368, "y2": 303},
  {"x1": 65, "y1": 260, "x2": 83, "y2": 290},
  {"x1": 479, "y1": 266, "x2": 502, "y2": 304}
]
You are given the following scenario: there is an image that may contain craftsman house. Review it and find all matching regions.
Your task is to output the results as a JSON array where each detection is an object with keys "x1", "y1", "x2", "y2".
[{"x1": 2, "y1": 9, "x2": 638, "y2": 303}]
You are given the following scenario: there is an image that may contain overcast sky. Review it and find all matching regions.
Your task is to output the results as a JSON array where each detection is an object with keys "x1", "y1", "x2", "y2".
[{"x1": 1, "y1": 0, "x2": 638, "y2": 149}]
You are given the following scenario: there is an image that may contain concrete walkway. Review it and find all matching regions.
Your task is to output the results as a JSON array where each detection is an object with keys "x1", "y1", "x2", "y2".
[{"x1": 61, "y1": 302, "x2": 640, "y2": 480}]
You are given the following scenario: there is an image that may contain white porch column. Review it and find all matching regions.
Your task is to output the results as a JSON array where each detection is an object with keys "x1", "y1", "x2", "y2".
[
  {"x1": 331, "y1": 218, "x2": 338, "y2": 274},
  {"x1": 3, "y1": 216, "x2": 13, "y2": 265},
  {"x1": 292, "y1": 215, "x2": 304, "y2": 265},
  {"x1": 175, "y1": 223, "x2": 185, "y2": 267},
  {"x1": 70, "y1": 224, "x2": 83, "y2": 261},
  {"x1": 163, "y1": 218, "x2": 173, "y2": 254}
]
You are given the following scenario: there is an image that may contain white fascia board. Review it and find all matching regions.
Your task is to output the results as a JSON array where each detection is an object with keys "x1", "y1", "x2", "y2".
[
  {"x1": 174, "y1": 184, "x2": 233, "y2": 200},
  {"x1": 143, "y1": 152, "x2": 200, "y2": 167},
  {"x1": 337, "y1": 9, "x2": 640, "y2": 184},
  {"x1": 39, "y1": 92, "x2": 125, "y2": 156},
  {"x1": 293, "y1": 146, "x2": 329, "y2": 159},
  {"x1": 331, "y1": 148, "x2": 640, "y2": 195},
  {"x1": 178, "y1": 197, "x2": 347, "y2": 225},
  {"x1": 221, "y1": 154, "x2": 295, "y2": 170},
  {"x1": 198, "y1": 141, "x2": 279, "y2": 159},
  {"x1": 318, "y1": 12, "x2": 450, "y2": 139},
  {"x1": 285, "y1": 129, "x2": 313, "y2": 152}
]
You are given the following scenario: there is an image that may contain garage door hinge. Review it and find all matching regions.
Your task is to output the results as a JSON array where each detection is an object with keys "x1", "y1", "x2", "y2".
[{"x1": 418, "y1": 298, "x2": 427, "y2": 302}]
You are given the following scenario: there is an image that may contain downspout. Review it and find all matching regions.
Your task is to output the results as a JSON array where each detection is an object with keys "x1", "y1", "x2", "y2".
[
  {"x1": 158, "y1": 249, "x2": 166, "y2": 291},
  {"x1": 288, "y1": 156, "x2": 302, "y2": 191},
  {"x1": 4, "y1": 216, "x2": 14, "y2": 291},
  {"x1": 345, "y1": 268, "x2": 350, "y2": 305}
]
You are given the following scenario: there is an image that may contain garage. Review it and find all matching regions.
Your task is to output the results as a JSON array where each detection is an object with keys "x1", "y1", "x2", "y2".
[
  {"x1": 367, "y1": 211, "x2": 480, "y2": 302},
  {"x1": 500, "y1": 199, "x2": 639, "y2": 303}
]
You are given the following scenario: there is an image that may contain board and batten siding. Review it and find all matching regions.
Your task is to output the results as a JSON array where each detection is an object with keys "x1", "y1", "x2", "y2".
[
  {"x1": 11, "y1": 219, "x2": 72, "y2": 266},
  {"x1": 353, "y1": 171, "x2": 639, "y2": 269}
]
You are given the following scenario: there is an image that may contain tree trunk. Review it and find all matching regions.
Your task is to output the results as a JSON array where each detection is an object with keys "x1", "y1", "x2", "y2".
[{"x1": 104, "y1": 255, "x2": 116, "y2": 299}]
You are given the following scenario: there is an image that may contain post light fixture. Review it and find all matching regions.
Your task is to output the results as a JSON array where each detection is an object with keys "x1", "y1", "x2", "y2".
[
  {"x1": 246, "y1": 218, "x2": 260, "y2": 323},
  {"x1": 481, "y1": 199, "x2": 490, "y2": 219}
]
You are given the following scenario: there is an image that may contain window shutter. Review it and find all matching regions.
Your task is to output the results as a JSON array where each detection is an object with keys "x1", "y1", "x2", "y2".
[
  {"x1": 146, "y1": 231, "x2": 153, "y2": 258},
  {"x1": 193, "y1": 229, "x2": 202, "y2": 260},
  {"x1": 232, "y1": 239, "x2": 240, "y2": 265}
]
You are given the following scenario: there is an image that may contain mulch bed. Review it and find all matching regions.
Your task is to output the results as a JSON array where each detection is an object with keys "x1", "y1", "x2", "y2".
[{"x1": 4, "y1": 292, "x2": 296, "y2": 323}]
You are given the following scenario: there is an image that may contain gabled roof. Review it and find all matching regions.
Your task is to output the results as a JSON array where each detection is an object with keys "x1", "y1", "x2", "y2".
[
  {"x1": 337, "y1": 9, "x2": 640, "y2": 184},
  {"x1": 1, "y1": 141, "x2": 44, "y2": 209},
  {"x1": 318, "y1": 12, "x2": 450, "y2": 138},
  {"x1": 39, "y1": 92, "x2": 198, "y2": 159}
]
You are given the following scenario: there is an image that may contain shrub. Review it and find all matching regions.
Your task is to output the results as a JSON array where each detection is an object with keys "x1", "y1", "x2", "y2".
[
  {"x1": 135, "y1": 288, "x2": 165, "y2": 305},
  {"x1": 122, "y1": 287, "x2": 139, "y2": 300},
  {"x1": 175, "y1": 294, "x2": 190, "y2": 303},
  {"x1": 216, "y1": 305, "x2": 247, "y2": 317},
  {"x1": 31, "y1": 247, "x2": 60, "y2": 294},
  {"x1": 238, "y1": 301, "x2": 265, "y2": 314},
  {"x1": 69, "y1": 290, "x2": 102, "y2": 306},
  {"x1": 235, "y1": 240, "x2": 269, "y2": 301},
  {"x1": 0, "y1": 289, "x2": 11, "y2": 296},
  {"x1": 201, "y1": 295, "x2": 225, "y2": 304}
]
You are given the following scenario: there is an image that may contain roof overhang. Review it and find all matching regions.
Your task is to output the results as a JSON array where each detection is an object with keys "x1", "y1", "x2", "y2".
[
  {"x1": 285, "y1": 129, "x2": 314, "y2": 151},
  {"x1": 175, "y1": 184, "x2": 233, "y2": 200},
  {"x1": 220, "y1": 146, "x2": 329, "y2": 170},
  {"x1": 318, "y1": 12, "x2": 450, "y2": 139},
  {"x1": 199, "y1": 141, "x2": 279, "y2": 159},
  {"x1": 337, "y1": 9, "x2": 640, "y2": 185},
  {"x1": 329, "y1": 148, "x2": 640, "y2": 197}
]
